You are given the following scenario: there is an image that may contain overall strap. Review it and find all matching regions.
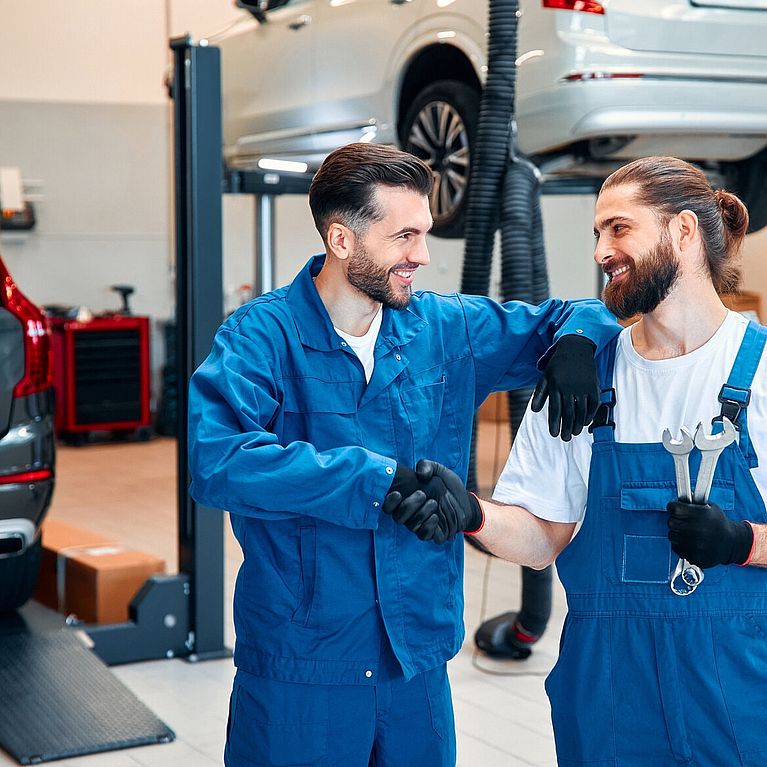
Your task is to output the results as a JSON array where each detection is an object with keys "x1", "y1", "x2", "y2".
[
  {"x1": 715, "y1": 320, "x2": 767, "y2": 467},
  {"x1": 589, "y1": 334, "x2": 619, "y2": 443}
]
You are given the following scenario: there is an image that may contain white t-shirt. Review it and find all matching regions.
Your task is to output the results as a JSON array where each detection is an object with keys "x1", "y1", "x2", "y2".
[
  {"x1": 492, "y1": 311, "x2": 767, "y2": 523},
  {"x1": 334, "y1": 307, "x2": 383, "y2": 383}
]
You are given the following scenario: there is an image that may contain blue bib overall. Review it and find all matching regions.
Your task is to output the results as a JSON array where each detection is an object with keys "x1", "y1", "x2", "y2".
[{"x1": 546, "y1": 322, "x2": 767, "y2": 767}]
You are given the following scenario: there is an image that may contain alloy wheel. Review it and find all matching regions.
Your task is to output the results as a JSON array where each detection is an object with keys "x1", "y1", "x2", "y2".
[{"x1": 405, "y1": 99, "x2": 471, "y2": 228}]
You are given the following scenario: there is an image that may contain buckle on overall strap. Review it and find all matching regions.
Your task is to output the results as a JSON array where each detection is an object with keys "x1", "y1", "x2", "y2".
[
  {"x1": 589, "y1": 388, "x2": 616, "y2": 433},
  {"x1": 713, "y1": 384, "x2": 751, "y2": 432}
]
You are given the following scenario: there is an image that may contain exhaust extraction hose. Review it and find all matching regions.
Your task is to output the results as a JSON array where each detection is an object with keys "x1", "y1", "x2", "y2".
[{"x1": 460, "y1": 0, "x2": 553, "y2": 641}]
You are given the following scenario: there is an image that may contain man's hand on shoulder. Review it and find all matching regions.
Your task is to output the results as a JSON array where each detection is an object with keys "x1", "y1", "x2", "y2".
[{"x1": 531, "y1": 334, "x2": 600, "y2": 441}]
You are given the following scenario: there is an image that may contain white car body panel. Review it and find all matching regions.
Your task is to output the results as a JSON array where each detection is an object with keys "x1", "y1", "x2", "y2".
[{"x1": 216, "y1": 0, "x2": 767, "y2": 218}]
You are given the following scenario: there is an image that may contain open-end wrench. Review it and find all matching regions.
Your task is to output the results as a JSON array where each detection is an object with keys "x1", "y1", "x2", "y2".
[
  {"x1": 662, "y1": 426, "x2": 703, "y2": 595},
  {"x1": 693, "y1": 417, "x2": 737, "y2": 504},
  {"x1": 662, "y1": 426, "x2": 694, "y2": 502}
]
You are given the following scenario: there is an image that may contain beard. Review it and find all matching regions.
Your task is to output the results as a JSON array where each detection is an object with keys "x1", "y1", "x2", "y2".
[
  {"x1": 602, "y1": 232, "x2": 680, "y2": 320},
  {"x1": 346, "y1": 241, "x2": 413, "y2": 310}
]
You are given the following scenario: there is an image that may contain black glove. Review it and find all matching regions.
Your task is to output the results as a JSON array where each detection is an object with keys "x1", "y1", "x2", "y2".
[
  {"x1": 667, "y1": 500, "x2": 754, "y2": 568},
  {"x1": 387, "y1": 463, "x2": 420, "y2": 498},
  {"x1": 415, "y1": 460, "x2": 484, "y2": 536},
  {"x1": 531, "y1": 334, "x2": 600, "y2": 441},
  {"x1": 384, "y1": 464, "x2": 444, "y2": 543}
]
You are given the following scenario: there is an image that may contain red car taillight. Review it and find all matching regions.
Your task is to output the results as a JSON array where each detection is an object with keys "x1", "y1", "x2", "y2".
[
  {"x1": 0, "y1": 260, "x2": 54, "y2": 397},
  {"x1": 542, "y1": 0, "x2": 605, "y2": 13},
  {"x1": 0, "y1": 468, "x2": 53, "y2": 485}
]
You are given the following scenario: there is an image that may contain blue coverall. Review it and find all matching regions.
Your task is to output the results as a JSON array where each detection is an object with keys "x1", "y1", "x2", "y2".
[
  {"x1": 548, "y1": 322, "x2": 767, "y2": 767},
  {"x1": 188, "y1": 255, "x2": 618, "y2": 766}
]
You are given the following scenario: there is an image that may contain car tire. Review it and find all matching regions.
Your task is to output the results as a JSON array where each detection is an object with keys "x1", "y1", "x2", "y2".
[
  {"x1": 0, "y1": 536, "x2": 43, "y2": 614},
  {"x1": 401, "y1": 80, "x2": 480, "y2": 239}
]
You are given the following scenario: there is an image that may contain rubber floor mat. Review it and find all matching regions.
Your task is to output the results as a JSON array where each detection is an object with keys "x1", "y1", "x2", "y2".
[{"x1": 0, "y1": 629, "x2": 175, "y2": 764}]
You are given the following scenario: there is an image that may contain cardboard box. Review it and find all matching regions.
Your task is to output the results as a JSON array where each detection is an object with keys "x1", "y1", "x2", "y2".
[{"x1": 34, "y1": 519, "x2": 165, "y2": 625}]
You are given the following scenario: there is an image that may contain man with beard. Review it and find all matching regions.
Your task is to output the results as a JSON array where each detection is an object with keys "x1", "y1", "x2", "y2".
[
  {"x1": 187, "y1": 142, "x2": 619, "y2": 767},
  {"x1": 388, "y1": 156, "x2": 767, "y2": 766}
]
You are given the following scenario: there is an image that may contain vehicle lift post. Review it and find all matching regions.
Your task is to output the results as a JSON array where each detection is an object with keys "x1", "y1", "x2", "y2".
[{"x1": 85, "y1": 37, "x2": 230, "y2": 665}]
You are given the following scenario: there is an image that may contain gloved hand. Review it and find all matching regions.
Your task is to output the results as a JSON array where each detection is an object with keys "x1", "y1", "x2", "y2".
[
  {"x1": 384, "y1": 464, "x2": 444, "y2": 543},
  {"x1": 415, "y1": 459, "x2": 484, "y2": 536},
  {"x1": 531, "y1": 334, "x2": 600, "y2": 441},
  {"x1": 383, "y1": 461, "x2": 484, "y2": 543},
  {"x1": 667, "y1": 500, "x2": 754, "y2": 568}
]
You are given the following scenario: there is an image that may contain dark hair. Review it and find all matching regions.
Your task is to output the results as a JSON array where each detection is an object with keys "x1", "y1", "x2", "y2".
[
  {"x1": 309, "y1": 143, "x2": 433, "y2": 244},
  {"x1": 601, "y1": 156, "x2": 749, "y2": 295}
]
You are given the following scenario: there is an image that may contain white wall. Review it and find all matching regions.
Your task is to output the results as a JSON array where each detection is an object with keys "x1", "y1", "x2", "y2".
[{"x1": 0, "y1": 1, "x2": 168, "y2": 105}]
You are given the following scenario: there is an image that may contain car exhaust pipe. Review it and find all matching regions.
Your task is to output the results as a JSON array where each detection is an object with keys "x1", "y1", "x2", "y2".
[{"x1": 0, "y1": 519, "x2": 36, "y2": 558}]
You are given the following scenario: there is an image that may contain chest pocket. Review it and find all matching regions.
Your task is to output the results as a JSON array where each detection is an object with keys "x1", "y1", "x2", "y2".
[
  {"x1": 600, "y1": 480, "x2": 735, "y2": 586},
  {"x1": 399, "y1": 374, "x2": 463, "y2": 469},
  {"x1": 281, "y1": 379, "x2": 363, "y2": 452}
]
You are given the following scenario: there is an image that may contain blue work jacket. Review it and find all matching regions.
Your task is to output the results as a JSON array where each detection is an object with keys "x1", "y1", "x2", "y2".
[{"x1": 188, "y1": 255, "x2": 619, "y2": 685}]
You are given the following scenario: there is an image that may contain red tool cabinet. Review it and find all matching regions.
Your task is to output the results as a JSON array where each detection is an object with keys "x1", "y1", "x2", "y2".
[{"x1": 50, "y1": 315, "x2": 152, "y2": 441}]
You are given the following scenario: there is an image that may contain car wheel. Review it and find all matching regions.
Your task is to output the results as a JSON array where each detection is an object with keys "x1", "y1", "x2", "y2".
[
  {"x1": 401, "y1": 80, "x2": 480, "y2": 239},
  {"x1": 0, "y1": 536, "x2": 43, "y2": 614}
]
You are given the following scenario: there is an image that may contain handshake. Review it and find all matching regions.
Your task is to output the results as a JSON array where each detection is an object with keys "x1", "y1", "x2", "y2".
[{"x1": 383, "y1": 460, "x2": 484, "y2": 545}]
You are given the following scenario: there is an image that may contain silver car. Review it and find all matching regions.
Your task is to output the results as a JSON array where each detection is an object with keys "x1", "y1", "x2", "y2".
[
  {"x1": 0, "y1": 252, "x2": 55, "y2": 614},
  {"x1": 213, "y1": 0, "x2": 767, "y2": 237}
]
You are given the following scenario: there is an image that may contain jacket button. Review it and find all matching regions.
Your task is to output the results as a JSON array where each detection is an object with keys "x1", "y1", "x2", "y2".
[
  {"x1": 385, "y1": 466, "x2": 393, "y2": 475},
  {"x1": 395, "y1": 354, "x2": 401, "y2": 361},
  {"x1": 365, "y1": 670, "x2": 372, "y2": 678},
  {"x1": 373, "y1": 501, "x2": 380, "y2": 507}
]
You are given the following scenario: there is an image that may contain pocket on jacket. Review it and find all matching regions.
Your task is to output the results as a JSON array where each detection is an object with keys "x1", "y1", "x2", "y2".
[
  {"x1": 400, "y1": 373, "x2": 462, "y2": 467},
  {"x1": 291, "y1": 525, "x2": 317, "y2": 627}
]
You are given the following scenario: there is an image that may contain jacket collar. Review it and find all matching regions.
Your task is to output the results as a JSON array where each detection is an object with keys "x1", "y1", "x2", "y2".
[{"x1": 286, "y1": 255, "x2": 428, "y2": 352}]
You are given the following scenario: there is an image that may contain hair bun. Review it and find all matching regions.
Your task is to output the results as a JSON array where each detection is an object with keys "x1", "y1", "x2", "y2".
[{"x1": 716, "y1": 190, "x2": 749, "y2": 238}]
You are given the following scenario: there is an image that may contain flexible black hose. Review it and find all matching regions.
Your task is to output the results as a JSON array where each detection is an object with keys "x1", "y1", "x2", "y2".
[
  {"x1": 460, "y1": 0, "x2": 553, "y2": 641},
  {"x1": 460, "y1": 0, "x2": 519, "y2": 296},
  {"x1": 517, "y1": 564, "x2": 553, "y2": 638},
  {"x1": 498, "y1": 156, "x2": 553, "y2": 638},
  {"x1": 499, "y1": 160, "x2": 546, "y2": 441}
]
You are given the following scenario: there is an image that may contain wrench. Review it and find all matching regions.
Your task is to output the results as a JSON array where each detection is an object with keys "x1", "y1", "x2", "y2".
[
  {"x1": 693, "y1": 417, "x2": 737, "y2": 503},
  {"x1": 662, "y1": 426, "x2": 694, "y2": 502},
  {"x1": 662, "y1": 427, "x2": 703, "y2": 595}
]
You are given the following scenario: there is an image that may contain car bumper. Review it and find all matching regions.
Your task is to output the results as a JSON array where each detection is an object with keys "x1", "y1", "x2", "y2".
[{"x1": 517, "y1": 75, "x2": 767, "y2": 161}]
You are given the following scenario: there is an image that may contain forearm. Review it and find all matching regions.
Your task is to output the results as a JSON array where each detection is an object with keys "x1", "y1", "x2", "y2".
[
  {"x1": 744, "y1": 522, "x2": 767, "y2": 567},
  {"x1": 472, "y1": 498, "x2": 576, "y2": 569}
]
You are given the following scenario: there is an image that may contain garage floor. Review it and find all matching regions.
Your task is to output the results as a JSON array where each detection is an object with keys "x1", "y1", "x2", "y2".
[{"x1": 0, "y1": 419, "x2": 566, "y2": 767}]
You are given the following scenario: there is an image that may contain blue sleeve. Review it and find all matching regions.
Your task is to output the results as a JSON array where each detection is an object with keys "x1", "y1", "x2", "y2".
[
  {"x1": 534, "y1": 297, "x2": 620, "y2": 369},
  {"x1": 457, "y1": 295, "x2": 620, "y2": 400},
  {"x1": 187, "y1": 328, "x2": 393, "y2": 529}
]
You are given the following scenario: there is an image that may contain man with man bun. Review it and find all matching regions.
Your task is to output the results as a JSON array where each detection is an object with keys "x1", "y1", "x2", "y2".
[{"x1": 388, "y1": 156, "x2": 767, "y2": 766}]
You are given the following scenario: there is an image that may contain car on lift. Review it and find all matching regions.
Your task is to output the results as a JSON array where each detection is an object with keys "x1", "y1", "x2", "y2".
[
  {"x1": 212, "y1": 0, "x2": 767, "y2": 238},
  {"x1": 0, "y1": 252, "x2": 55, "y2": 613}
]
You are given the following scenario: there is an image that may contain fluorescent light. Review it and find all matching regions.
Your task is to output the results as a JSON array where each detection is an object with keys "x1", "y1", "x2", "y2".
[
  {"x1": 437, "y1": 30, "x2": 456, "y2": 39},
  {"x1": 257, "y1": 158, "x2": 309, "y2": 173}
]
